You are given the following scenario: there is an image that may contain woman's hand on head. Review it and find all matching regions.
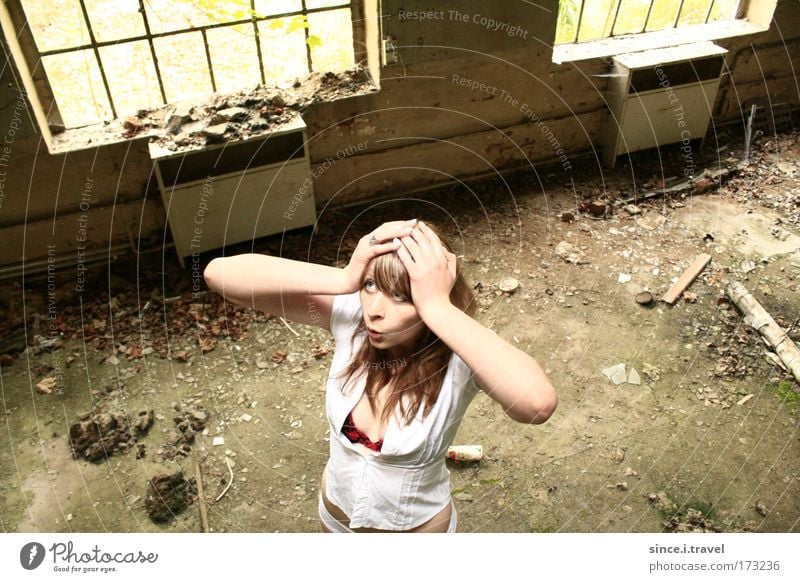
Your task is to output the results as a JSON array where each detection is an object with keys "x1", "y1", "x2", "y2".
[
  {"x1": 342, "y1": 220, "x2": 417, "y2": 292},
  {"x1": 394, "y1": 221, "x2": 457, "y2": 317}
]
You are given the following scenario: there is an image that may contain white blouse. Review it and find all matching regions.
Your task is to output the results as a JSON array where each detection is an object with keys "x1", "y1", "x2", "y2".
[{"x1": 324, "y1": 292, "x2": 480, "y2": 530}]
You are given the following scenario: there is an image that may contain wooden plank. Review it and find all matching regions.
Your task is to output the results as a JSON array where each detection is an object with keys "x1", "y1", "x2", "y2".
[{"x1": 661, "y1": 254, "x2": 712, "y2": 305}]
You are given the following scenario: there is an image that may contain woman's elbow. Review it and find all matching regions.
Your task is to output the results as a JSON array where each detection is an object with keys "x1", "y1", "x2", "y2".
[
  {"x1": 515, "y1": 386, "x2": 558, "y2": 425},
  {"x1": 203, "y1": 258, "x2": 224, "y2": 292}
]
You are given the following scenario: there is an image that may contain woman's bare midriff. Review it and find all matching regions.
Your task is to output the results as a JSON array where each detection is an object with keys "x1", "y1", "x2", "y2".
[{"x1": 320, "y1": 466, "x2": 453, "y2": 532}]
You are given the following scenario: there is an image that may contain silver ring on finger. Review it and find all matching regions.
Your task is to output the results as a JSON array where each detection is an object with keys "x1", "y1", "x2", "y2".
[{"x1": 368, "y1": 235, "x2": 378, "y2": 246}]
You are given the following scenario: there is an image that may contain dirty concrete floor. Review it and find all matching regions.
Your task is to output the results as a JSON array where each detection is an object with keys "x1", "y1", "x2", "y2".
[{"x1": 1, "y1": 132, "x2": 799, "y2": 534}]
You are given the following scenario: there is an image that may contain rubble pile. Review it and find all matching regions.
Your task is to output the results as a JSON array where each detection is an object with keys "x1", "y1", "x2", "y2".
[
  {"x1": 69, "y1": 406, "x2": 154, "y2": 462},
  {"x1": 144, "y1": 471, "x2": 197, "y2": 523},
  {"x1": 138, "y1": 67, "x2": 374, "y2": 151},
  {"x1": 159, "y1": 403, "x2": 210, "y2": 461}
]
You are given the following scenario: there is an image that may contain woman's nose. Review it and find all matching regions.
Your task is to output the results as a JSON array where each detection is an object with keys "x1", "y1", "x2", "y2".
[{"x1": 366, "y1": 293, "x2": 385, "y2": 319}]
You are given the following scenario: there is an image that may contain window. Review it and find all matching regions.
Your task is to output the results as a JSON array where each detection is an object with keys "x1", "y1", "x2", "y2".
[
  {"x1": 18, "y1": 0, "x2": 355, "y2": 129},
  {"x1": 555, "y1": 0, "x2": 742, "y2": 44},
  {"x1": 552, "y1": 0, "x2": 777, "y2": 63}
]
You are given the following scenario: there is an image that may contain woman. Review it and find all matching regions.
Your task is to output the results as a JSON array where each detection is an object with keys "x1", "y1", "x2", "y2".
[{"x1": 203, "y1": 219, "x2": 557, "y2": 532}]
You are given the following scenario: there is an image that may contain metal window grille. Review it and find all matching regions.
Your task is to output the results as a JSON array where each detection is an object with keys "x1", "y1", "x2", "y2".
[{"x1": 22, "y1": 0, "x2": 352, "y2": 124}]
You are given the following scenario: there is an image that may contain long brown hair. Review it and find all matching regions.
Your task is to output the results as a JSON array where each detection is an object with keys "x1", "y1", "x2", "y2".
[{"x1": 338, "y1": 223, "x2": 475, "y2": 426}]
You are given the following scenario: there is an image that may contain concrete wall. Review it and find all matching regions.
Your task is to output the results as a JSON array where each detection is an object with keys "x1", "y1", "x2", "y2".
[{"x1": 0, "y1": 0, "x2": 798, "y2": 268}]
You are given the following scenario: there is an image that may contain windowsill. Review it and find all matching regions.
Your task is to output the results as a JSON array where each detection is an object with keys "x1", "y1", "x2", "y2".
[
  {"x1": 552, "y1": 19, "x2": 768, "y2": 65},
  {"x1": 48, "y1": 68, "x2": 379, "y2": 156}
]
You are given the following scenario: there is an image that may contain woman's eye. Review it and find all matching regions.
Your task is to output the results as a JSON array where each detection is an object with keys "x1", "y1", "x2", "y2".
[
  {"x1": 364, "y1": 279, "x2": 376, "y2": 291},
  {"x1": 392, "y1": 293, "x2": 407, "y2": 302}
]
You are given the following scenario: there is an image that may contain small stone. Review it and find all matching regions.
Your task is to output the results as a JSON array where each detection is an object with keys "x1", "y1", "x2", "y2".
[
  {"x1": 202, "y1": 123, "x2": 229, "y2": 142},
  {"x1": 212, "y1": 436, "x2": 225, "y2": 446},
  {"x1": 648, "y1": 491, "x2": 676, "y2": 513},
  {"x1": 755, "y1": 501, "x2": 769, "y2": 517},
  {"x1": 133, "y1": 410, "x2": 154, "y2": 433},
  {"x1": 623, "y1": 204, "x2": 642, "y2": 216},
  {"x1": 554, "y1": 241, "x2": 582, "y2": 264},
  {"x1": 36, "y1": 377, "x2": 56, "y2": 394},
  {"x1": 211, "y1": 107, "x2": 248, "y2": 124},
  {"x1": 498, "y1": 277, "x2": 520, "y2": 293},
  {"x1": 641, "y1": 363, "x2": 660, "y2": 383},
  {"x1": 635, "y1": 291, "x2": 654, "y2": 306},
  {"x1": 240, "y1": 413, "x2": 253, "y2": 422},
  {"x1": 617, "y1": 273, "x2": 631, "y2": 284},
  {"x1": 454, "y1": 492, "x2": 473, "y2": 502},
  {"x1": 627, "y1": 367, "x2": 641, "y2": 385},
  {"x1": 586, "y1": 200, "x2": 607, "y2": 216},
  {"x1": 615, "y1": 482, "x2": 628, "y2": 491}
]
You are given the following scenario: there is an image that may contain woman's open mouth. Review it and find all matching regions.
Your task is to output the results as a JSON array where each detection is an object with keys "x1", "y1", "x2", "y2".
[{"x1": 367, "y1": 328, "x2": 383, "y2": 340}]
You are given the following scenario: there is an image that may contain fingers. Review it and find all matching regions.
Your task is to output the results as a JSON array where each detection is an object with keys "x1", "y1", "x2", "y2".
[
  {"x1": 394, "y1": 237, "x2": 415, "y2": 267},
  {"x1": 446, "y1": 251, "x2": 457, "y2": 279},
  {"x1": 408, "y1": 221, "x2": 446, "y2": 264},
  {"x1": 366, "y1": 221, "x2": 416, "y2": 247}
]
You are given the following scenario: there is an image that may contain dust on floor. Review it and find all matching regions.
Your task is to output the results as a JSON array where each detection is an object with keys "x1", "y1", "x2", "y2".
[{"x1": 1, "y1": 131, "x2": 799, "y2": 533}]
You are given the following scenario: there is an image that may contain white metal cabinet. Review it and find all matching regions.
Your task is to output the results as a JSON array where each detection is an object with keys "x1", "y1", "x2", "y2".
[
  {"x1": 601, "y1": 42, "x2": 727, "y2": 169},
  {"x1": 149, "y1": 117, "x2": 315, "y2": 267}
]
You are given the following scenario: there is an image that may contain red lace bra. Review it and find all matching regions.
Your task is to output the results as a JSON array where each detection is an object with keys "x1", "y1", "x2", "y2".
[{"x1": 342, "y1": 411, "x2": 383, "y2": 452}]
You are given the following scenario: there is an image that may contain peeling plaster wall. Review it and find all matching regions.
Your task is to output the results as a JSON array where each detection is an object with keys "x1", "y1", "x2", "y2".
[{"x1": 0, "y1": 0, "x2": 798, "y2": 267}]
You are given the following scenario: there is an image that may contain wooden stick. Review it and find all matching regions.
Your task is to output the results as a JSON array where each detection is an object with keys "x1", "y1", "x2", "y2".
[
  {"x1": 662, "y1": 254, "x2": 711, "y2": 305},
  {"x1": 194, "y1": 459, "x2": 210, "y2": 533},
  {"x1": 726, "y1": 281, "x2": 800, "y2": 383},
  {"x1": 279, "y1": 317, "x2": 300, "y2": 336},
  {"x1": 215, "y1": 456, "x2": 235, "y2": 502}
]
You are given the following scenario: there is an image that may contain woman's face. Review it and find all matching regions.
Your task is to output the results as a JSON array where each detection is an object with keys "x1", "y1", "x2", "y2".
[{"x1": 359, "y1": 265, "x2": 425, "y2": 355}]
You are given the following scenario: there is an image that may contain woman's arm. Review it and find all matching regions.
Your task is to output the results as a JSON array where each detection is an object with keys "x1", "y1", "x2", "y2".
[
  {"x1": 203, "y1": 220, "x2": 416, "y2": 329},
  {"x1": 203, "y1": 254, "x2": 346, "y2": 328},
  {"x1": 419, "y1": 304, "x2": 557, "y2": 424},
  {"x1": 395, "y1": 221, "x2": 557, "y2": 424}
]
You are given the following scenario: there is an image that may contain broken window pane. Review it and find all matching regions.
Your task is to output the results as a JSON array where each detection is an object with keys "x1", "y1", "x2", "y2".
[
  {"x1": 575, "y1": 0, "x2": 616, "y2": 42},
  {"x1": 306, "y1": 0, "x2": 351, "y2": 8},
  {"x1": 20, "y1": 0, "x2": 89, "y2": 52},
  {"x1": 308, "y1": 9, "x2": 354, "y2": 73},
  {"x1": 84, "y1": 0, "x2": 145, "y2": 43},
  {"x1": 206, "y1": 24, "x2": 262, "y2": 93},
  {"x1": 253, "y1": 0, "x2": 302, "y2": 17},
  {"x1": 99, "y1": 40, "x2": 162, "y2": 116},
  {"x1": 257, "y1": 18, "x2": 309, "y2": 85},
  {"x1": 145, "y1": 0, "x2": 219, "y2": 35},
  {"x1": 709, "y1": 0, "x2": 741, "y2": 22},
  {"x1": 153, "y1": 32, "x2": 212, "y2": 103},
  {"x1": 612, "y1": 0, "x2": 651, "y2": 35},
  {"x1": 42, "y1": 50, "x2": 111, "y2": 126},
  {"x1": 677, "y1": 0, "x2": 713, "y2": 26},
  {"x1": 644, "y1": 0, "x2": 683, "y2": 32}
]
